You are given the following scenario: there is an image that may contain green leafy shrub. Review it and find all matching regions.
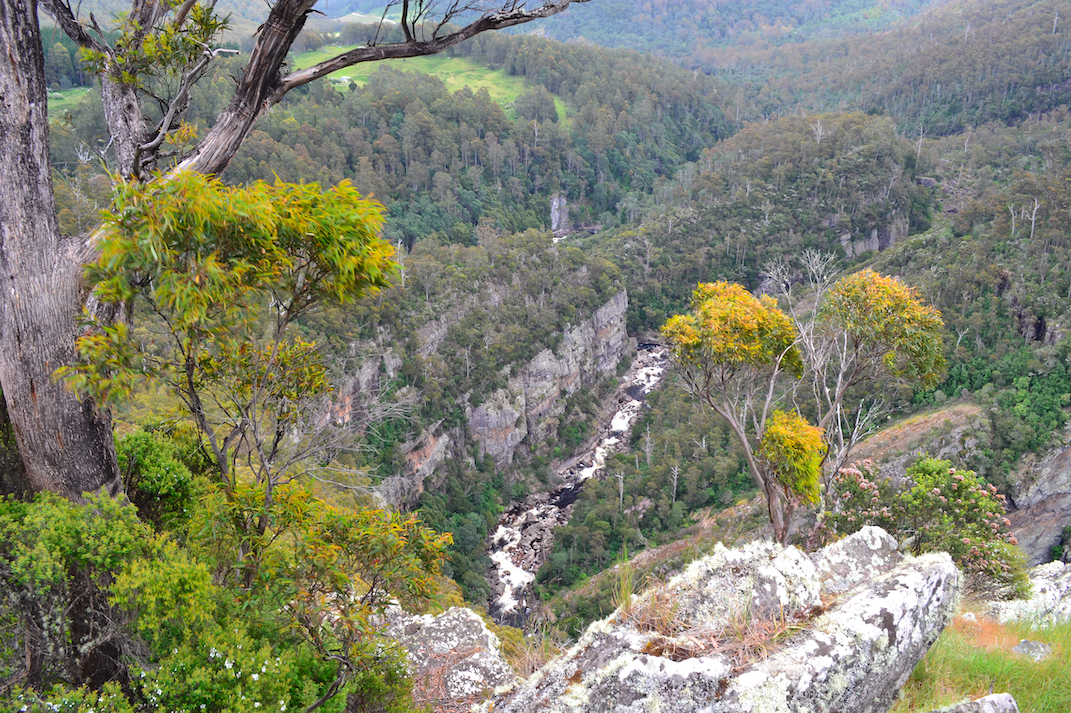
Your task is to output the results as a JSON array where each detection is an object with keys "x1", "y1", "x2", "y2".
[
  {"x1": 116, "y1": 429, "x2": 195, "y2": 530},
  {"x1": 0, "y1": 492, "x2": 201, "y2": 691},
  {"x1": 821, "y1": 457, "x2": 1029, "y2": 596},
  {"x1": 7, "y1": 683, "x2": 136, "y2": 713},
  {"x1": 137, "y1": 625, "x2": 296, "y2": 713}
]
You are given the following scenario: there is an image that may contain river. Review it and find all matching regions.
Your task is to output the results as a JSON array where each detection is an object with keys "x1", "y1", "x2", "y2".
[{"x1": 486, "y1": 344, "x2": 668, "y2": 626}]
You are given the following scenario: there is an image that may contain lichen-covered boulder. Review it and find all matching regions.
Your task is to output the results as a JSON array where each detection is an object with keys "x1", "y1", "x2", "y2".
[
  {"x1": 384, "y1": 607, "x2": 516, "y2": 710},
  {"x1": 925, "y1": 693, "x2": 1020, "y2": 713},
  {"x1": 480, "y1": 528, "x2": 960, "y2": 713},
  {"x1": 988, "y1": 561, "x2": 1071, "y2": 626},
  {"x1": 815, "y1": 525, "x2": 903, "y2": 596},
  {"x1": 667, "y1": 539, "x2": 821, "y2": 627}
]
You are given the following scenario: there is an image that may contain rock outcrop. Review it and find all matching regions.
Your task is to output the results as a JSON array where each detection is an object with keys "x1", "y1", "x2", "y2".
[
  {"x1": 926, "y1": 693, "x2": 1019, "y2": 713},
  {"x1": 467, "y1": 290, "x2": 631, "y2": 466},
  {"x1": 1010, "y1": 438, "x2": 1071, "y2": 563},
  {"x1": 988, "y1": 561, "x2": 1071, "y2": 626},
  {"x1": 838, "y1": 215, "x2": 910, "y2": 259},
  {"x1": 379, "y1": 427, "x2": 452, "y2": 506},
  {"x1": 481, "y1": 527, "x2": 960, "y2": 713},
  {"x1": 385, "y1": 606, "x2": 516, "y2": 711}
]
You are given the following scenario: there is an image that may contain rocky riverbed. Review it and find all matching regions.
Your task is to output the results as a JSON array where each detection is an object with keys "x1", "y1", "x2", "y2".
[{"x1": 487, "y1": 345, "x2": 667, "y2": 626}]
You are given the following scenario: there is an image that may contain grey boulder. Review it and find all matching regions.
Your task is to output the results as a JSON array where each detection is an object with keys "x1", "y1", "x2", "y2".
[
  {"x1": 926, "y1": 692, "x2": 1019, "y2": 713},
  {"x1": 384, "y1": 606, "x2": 516, "y2": 709},
  {"x1": 480, "y1": 527, "x2": 960, "y2": 713}
]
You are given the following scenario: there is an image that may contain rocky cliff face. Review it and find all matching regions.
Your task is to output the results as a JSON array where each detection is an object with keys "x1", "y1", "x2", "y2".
[
  {"x1": 1010, "y1": 436, "x2": 1071, "y2": 563},
  {"x1": 988, "y1": 560, "x2": 1071, "y2": 626},
  {"x1": 467, "y1": 290, "x2": 631, "y2": 467},
  {"x1": 480, "y1": 526, "x2": 960, "y2": 713}
]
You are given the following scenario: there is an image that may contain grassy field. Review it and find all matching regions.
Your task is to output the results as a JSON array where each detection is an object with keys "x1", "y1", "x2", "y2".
[
  {"x1": 892, "y1": 612, "x2": 1071, "y2": 712},
  {"x1": 44, "y1": 53, "x2": 569, "y2": 123},
  {"x1": 291, "y1": 46, "x2": 568, "y2": 122},
  {"x1": 47, "y1": 87, "x2": 92, "y2": 116}
]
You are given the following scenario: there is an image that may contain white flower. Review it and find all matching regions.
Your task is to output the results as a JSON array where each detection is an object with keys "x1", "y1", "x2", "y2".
[
  {"x1": 224, "y1": 659, "x2": 233, "y2": 669},
  {"x1": 254, "y1": 704, "x2": 261, "y2": 709},
  {"x1": 251, "y1": 673, "x2": 259, "y2": 681}
]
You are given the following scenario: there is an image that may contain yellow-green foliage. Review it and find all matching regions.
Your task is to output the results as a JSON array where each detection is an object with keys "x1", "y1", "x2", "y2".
[
  {"x1": 756, "y1": 410, "x2": 824, "y2": 506},
  {"x1": 823, "y1": 268, "x2": 946, "y2": 388},
  {"x1": 661, "y1": 281, "x2": 802, "y2": 376},
  {"x1": 64, "y1": 172, "x2": 395, "y2": 407}
]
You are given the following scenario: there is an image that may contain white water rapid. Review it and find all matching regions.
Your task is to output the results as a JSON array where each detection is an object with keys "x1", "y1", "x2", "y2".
[{"x1": 486, "y1": 345, "x2": 667, "y2": 625}]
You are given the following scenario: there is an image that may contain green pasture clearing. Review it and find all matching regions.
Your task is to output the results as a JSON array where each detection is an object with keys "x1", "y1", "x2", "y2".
[
  {"x1": 47, "y1": 87, "x2": 92, "y2": 116},
  {"x1": 292, "y1": 46, "x2": 568, "y2": 122}
]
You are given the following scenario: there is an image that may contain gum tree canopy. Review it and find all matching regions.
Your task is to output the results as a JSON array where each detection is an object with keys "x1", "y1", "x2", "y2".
[
  {"x1": 0, "y1": 0, "x2": 592, "y2": 500},
  {"x1": 661, "y1": 263, "x2": 945, "y2": 543}
]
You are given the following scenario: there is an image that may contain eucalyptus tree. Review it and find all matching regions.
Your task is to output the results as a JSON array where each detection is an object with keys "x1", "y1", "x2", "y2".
[
  {"x1": 661, "y1": 258, "x2": 945, "y2": 542},
  {"x1": 0, "y1": 0, "x2": 592, "y2": 500}
]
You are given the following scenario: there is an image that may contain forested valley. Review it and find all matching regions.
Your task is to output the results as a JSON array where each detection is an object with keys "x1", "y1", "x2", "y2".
[{"x1": 7, "y1": 0, "x2": 1071, "y2": 708}]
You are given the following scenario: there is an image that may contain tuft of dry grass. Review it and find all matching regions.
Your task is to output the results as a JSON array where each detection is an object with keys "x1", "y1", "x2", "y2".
[
  {"x1": 500, "y1": 624, "x2": 567, "y2": 677},
  {"x1": 620, "y1": 578, "x2": 687, "y2": 636},
  {"x1": 622, "y1": 582, "x2": 810, "y2": 670}
]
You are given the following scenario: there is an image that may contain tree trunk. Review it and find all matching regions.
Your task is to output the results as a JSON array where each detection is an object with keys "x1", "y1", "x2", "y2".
[{"x1": 0, "y1": 0, "x2": 122, "y2": 500}]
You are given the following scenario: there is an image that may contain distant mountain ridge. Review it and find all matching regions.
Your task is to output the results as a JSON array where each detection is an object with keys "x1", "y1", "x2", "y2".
[{"x1": 516, "y1": 0, "x2": 954, "y2": 66}]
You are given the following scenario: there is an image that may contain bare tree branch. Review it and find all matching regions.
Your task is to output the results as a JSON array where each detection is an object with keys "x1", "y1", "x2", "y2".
[
  {"x1": 174, "y1": 0, "x2": 592, "y2": 176},
  {"x1": 39, "y1": 0, "x2": 107, "y2": 51}
]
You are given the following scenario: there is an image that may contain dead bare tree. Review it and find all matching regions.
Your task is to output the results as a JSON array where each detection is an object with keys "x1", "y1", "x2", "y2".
[{"x1": 764, "y1": 251, "x2": 901, "y2": 497}]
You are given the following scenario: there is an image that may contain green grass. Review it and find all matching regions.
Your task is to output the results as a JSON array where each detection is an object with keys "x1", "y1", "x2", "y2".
[
  {"x1": 47, "y1": 87, "x2": 92, "y2": 116},
  {"x1": 892, "y1": 615, "x2": 1071, "y2": 712},
  {"x1": 291, "y1": 46, "x2": 568, "y2": 122}
]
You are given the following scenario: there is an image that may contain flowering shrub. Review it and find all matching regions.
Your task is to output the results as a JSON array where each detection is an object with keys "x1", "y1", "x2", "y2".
[
  {"x1": 820, "y1": 457, "x2": 1028, "y2": 596},
  {"x1": 138, "y1": 626, "x2": 296, "y2": 713}
]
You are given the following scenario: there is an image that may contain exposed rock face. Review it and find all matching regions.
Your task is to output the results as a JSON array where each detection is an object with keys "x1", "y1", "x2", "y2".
[
  {"x1": 467, "y1": 386, "x2": 530, "y2": 466},
  {"x1": 385, "y1": 606, "x2": 516, "y2": 711},
  {"x1": 838, "y1": 216, "x2": 908, "y2": 259},
  {"x1": 551, "y1": 194, "x2": 570, "y2": 234},
  {"x1": 481, "y1": 527, "x2": 960, "y2": 713},
  {"x1": 379, "y1": 428, "x2": 452, "y2": 506},
  {"x1": 467, "y1": 290, "x2": 630, "y2": 467},
  {"x1": 926, "y1": 693, "x2": 1019, "y2": 713},
  {"x1": 989, "y1": 561, "x2": 1071, "y2": 626},
  {"x1": 815, "y1": 525, "x2": 903, "y2": 596},
  {"x1": 1010, "y1": 438, "x2": 1071, "y2": 563}
]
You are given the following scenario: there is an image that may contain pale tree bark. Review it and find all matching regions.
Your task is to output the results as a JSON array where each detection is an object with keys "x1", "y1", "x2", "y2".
[
  {"x1": 0, "y1": 0, "x2": 121, "y2": 499},
  {"x1": 0, "y1": 0, "x2": 592, "y2": 499}
]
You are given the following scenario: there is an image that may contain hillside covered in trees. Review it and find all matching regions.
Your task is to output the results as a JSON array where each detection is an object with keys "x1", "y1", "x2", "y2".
[{"x1": 7, "y1": 0, "x2": 1071, "y2": 708}]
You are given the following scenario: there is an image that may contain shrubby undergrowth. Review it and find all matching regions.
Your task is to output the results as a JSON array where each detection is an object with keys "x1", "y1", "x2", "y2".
[
  {"x1": 0, "y1": 444, "x2": 446, "y2": 711},
  {"x1": 820, "y1": 457, "x2": 1030, "y2": 598}
]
